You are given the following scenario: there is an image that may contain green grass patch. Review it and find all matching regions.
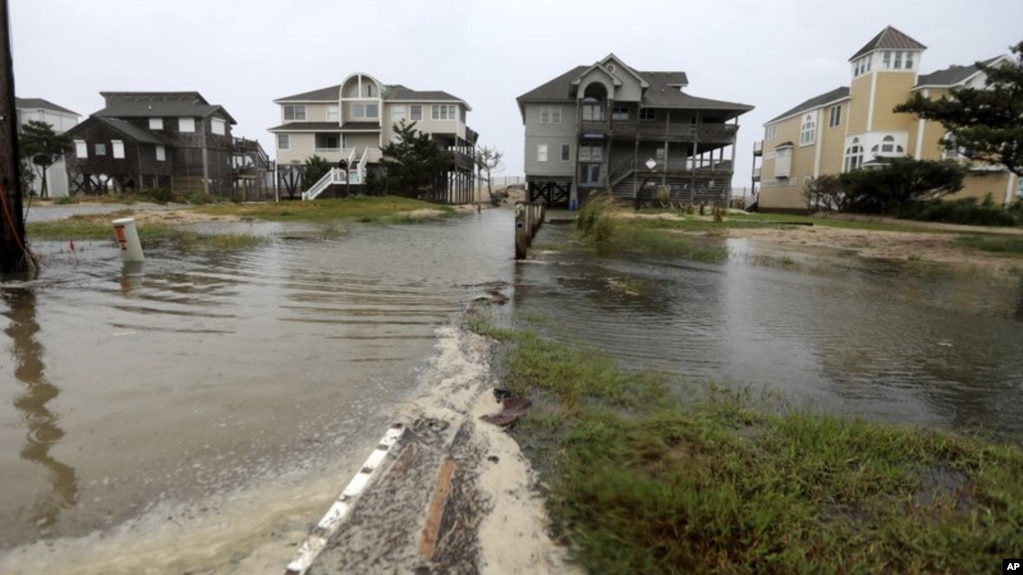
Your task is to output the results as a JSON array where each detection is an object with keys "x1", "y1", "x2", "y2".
[
  {"x1": 27, "y1": 212, "x2": 264, "y2": 254},
  {"x1": 954, "y1": 234, "x2": 1023, "y2": 255},
  {"x1": 485, "y1": 324, "x2": 1023, "y2": 575},
  {"x1": 194, "y1": 196, "x2": 456, "y2": 222}
]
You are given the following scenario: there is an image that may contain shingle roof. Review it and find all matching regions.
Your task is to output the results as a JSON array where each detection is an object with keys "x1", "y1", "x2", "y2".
[
  {"x1": 915, "y1": 56, "x2": 1003, "y2": 87},
  {"x1": 849, "y1": 26, "x2": 926, "y2": 61},
  {"x1": 273, "y1": 83, "x2": 468, "y2": 107},
  {"x1": 274, "y1": 85, "x2": 341, "y2": 102},
  {"x1": 268, "y1": 121, "x2": 342, "y2": 132},
  {"x1": 93, "y1": 117, "x2": 168, "y2": 145},
  {"x1": 517, "y1": 66, "x2": 589, "y2": 102},
  {"x1": 516, "y1": 64, "x2": 751, "y2": 118},
  {"x1": 15, "y1": 97, "x2": 79, "y2": 116},
  {"x1": 95, "y1": 100, "x2": 236, "y2": 124},
  {"x1": 767, "y1": 86, "x2": 850, "y2": 124},
  {"x1": 65, "y1": 115, "x2": 168, "y2": 145}
]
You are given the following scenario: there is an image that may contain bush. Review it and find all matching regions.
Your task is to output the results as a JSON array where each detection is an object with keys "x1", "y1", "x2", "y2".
[{"x1": 898, "y1": 195, "x2": 1020, "y2": 226}]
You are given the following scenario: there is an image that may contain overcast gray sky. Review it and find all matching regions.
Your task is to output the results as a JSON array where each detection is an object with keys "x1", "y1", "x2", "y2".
[{"x1": 10, "y1": 0, "x2": 1022, "y2": 191}]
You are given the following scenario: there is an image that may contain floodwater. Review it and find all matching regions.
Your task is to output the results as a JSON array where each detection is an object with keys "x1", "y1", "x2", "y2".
[{"x1": 1, "y1": 206, "x2": 1021, "y2": 573}]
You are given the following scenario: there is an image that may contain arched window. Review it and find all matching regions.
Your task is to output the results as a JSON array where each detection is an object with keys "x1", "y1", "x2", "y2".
[
  {"x1": 881, "y1": 135, "x2": 895, "y2": 153},
  {"x1": 844, "y1": 138, "x2": 863, "y2": 172},
  {"x1": 582, "y1": 84, "x2": 607, "y2": 122},
  {"x1": 800, "y1": 114, "x2": 816, "y2": 146}
]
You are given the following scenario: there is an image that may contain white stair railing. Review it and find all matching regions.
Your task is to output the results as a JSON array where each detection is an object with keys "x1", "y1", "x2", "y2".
[{"x1": 301, "y1": 167, "x2": 346, "y2": 200}]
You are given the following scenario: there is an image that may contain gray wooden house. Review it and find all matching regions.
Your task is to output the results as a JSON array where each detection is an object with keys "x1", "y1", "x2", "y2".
[
  {"x1": 517, "y1": 54, "x2": 754, "y2": 208},
  {"x1": 63, "y1": 92, "x2": 238, "y2": 196}
]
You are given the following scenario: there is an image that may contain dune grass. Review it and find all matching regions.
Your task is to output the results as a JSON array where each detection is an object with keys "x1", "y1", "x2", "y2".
[
  {"x1": 469, "y1": 314, "x2": 1023, "y2": 575},
  {"x1": 193, "y1": 196, "x2": 457, "y2": 222}
]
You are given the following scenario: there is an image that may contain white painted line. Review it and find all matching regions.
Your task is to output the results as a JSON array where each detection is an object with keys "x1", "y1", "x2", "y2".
[{"x1": 283, "y1": 423, "x2": 406, "y2": 575}]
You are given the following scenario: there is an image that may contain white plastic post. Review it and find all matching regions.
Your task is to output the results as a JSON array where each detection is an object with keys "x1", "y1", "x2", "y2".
[{"x1": 112, "y1": 218, "x2": 145, "y2": 263}]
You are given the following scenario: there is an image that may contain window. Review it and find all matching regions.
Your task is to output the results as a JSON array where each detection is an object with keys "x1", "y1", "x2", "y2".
[
  {"x1": 881, "y1": 135, "x2": 895, "y2": 153},
  {"x1": 112, "y1": 140, "x2": 125, "y2": 159},
  {"x1": 283, "y1": 105, "x2": 306, "y2": 121},
  {"x1": 893, "y1": 51, "x2": 903, "y2": 70},
  {"x1": 844, "y1": 138, "x2": 863, "y2": 172},
  {"x1": 853, "y1": 56, "x2": 872, "y2": 76},
  {"x1": 639, "y1": 108, "x2": 656, "y2": 121},
  {"x1": 655, "y1": 146, "x2": 665, "y2": 161},
  {"x1": 765, "y1": 124, "x2": 777, "y2": 140},
  {"x1": 581, "y1": 164, "x2": 602, "y2": 185},
  {"x1": 211, "y1": 118, "x2": 226, "y2": 136},
  {"x1": 540, "y1": 105, "x2": 562, "y2": 124},
  {"x1": 905, "y1": 52, "x2": 914, "y2": 70},
  {"x1": 352, "y1": 103, "x2": 379, "y2": 119},
  {"x1": 537, "y1": 144, "x2": 548, "y2": 162},
  {"x1": 156, "y1": 145, "x2": 166, "y2": 162},
  {"x1": 611, "y1": 106, "x2": 629, "y2": 120},
  {"x1": 581, "y1": 96, "x2": 604, "y2": 121},
  {"x1": 431, "y1": 104, "x2": 457, "y2": 120},
  {"x1": 326, "y1": 105, "x2": 339, "y2": 122},
  {"x1": 560, "y1": 143, "x2": 571, "y2": 162},
  {"x1": 74, "y1": 140, "x2": 87, "y2": 158},
  {"x1": 773, "y1": 146, "x2": 792, "y2": 179},
  {"x1": 828, "y1": 105, "x2": 842, "y2": 128},
  {"x1": 95, "y1": 143, "x2": 106, "y2": 156},
  {"x1": 316, "y1": 133, "x2": 340, "y2": 150},
  {"x1": 578, "y1": 144, "x2": 603, "y2": 162},
  {"x1": 391, "y1": 105, "x2": 405, "y2": 125},
  {"x1": 799, "y1": 114, "x2": 815, "y2": 146},
  {"x1": 883, "y1": 51, "x2": 891, "y2": 69},
  {"x1": 179, "y1": 117, "x2": 195, "y2": 132},
  {"x1": 410, "y1": 105, "x2": 423, "y2": 121},
  {"x1": 277, "y1": 133, "x2": 290, "y2": 150},
  {"x1": 149, "y1": 117, "x2": 163, "y2": 130}
]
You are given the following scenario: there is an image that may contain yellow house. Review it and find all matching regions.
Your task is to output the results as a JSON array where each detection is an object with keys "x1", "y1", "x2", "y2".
[{"x1": 755, "y1": 26, "x2": 1020, "y2": 212}]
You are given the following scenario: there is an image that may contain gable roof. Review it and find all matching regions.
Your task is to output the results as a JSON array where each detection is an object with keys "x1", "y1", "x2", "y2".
[
  {"x1": 915, "y1": 55, "x2": 1005, "y2": 88},
  {"x1": 850, "y1": 26, "x2": 926, "y2": 61},
  {"x1": 274, "y1": 85, "x2": 341, "y2": 102},
  {"x1": 94, "y1": 97, "x2": 236, "y2": 124},
  {"x1": 517, "y1": 61, "x2": 751, "y2": 119},
  {"x1": 15, "y1": 97, "x2": 79, "y2": 116},
  {"x1": 767, "y1": 86, "x2": 850, "y2": 124},
  {"x1": 65, "y1": 115, "x2": 168, "y2": 146},
  {"x1": 273, "y1": 83, "x2": 469, "y2": 107}
]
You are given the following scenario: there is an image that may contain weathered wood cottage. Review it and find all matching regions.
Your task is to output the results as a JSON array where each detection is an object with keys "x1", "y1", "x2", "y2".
[{"x1": 63, "y1": 92, "x2": 237, "y2": 196}]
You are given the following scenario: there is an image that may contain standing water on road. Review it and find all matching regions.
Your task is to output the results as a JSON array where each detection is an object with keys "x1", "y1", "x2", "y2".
[{"x1": 2, "y1": 205, "x2": 1021, "y2": 573}]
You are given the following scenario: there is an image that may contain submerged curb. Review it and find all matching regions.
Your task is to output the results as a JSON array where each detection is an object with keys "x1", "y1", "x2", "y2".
[{"x1": 283, "y1": 423, "x2": 406, "y2": 575}]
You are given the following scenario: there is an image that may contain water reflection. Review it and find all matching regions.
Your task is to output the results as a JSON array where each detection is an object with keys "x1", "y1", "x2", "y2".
[{"x1": 3, "y1": 289, "x2": 78, "y2": 527}]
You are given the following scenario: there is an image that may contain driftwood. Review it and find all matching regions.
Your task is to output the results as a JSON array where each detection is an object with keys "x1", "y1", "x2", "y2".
[{"x1": 480, "y1": 396, "x2": 532, "y2": 427}]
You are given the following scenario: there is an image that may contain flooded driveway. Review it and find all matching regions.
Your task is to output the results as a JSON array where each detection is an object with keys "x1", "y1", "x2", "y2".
[{"x1": 1, "y1": 205, "x2": 1021, "y2": 573}]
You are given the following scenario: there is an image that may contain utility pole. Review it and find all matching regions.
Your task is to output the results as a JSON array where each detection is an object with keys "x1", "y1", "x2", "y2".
[{"x1": 0, "y1": 0, "x2": 31, "y2": 276}]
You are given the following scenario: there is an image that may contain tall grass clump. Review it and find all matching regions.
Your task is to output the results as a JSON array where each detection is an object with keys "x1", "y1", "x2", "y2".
[{"x1": 492, "y1": 327, "x2": 1023, "y2": 575}]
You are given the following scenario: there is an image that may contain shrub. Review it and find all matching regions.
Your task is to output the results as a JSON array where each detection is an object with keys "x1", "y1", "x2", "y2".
[{"x1": 898, "y1": 196, "x2": 1020, "y2": 227}]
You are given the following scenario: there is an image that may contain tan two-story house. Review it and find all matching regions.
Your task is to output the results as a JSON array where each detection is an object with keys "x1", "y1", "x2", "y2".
[
  {"x1": 755, "y1": 26, "x2": 1020, "y2": 212},
  {"x1": 517, "y1": 54, "x2": 753, "y2": 208},
  {"x1": 269, "y1": 73, "x2": 477, "y2": 202}
]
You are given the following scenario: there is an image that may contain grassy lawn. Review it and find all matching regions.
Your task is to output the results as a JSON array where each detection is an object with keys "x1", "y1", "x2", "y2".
[
  {"x1": 954, "y1": 234, "x2": 1023, "y2": 255},
  {"x1": 193, "y1": 196, "x2": 458, "y2": 222},
  {"x1": 27, "y1": 211, "x2": 264, "y2": 254},
  {"x1": 470, "y1": 316, "x2": 1023, "y2": 575}
]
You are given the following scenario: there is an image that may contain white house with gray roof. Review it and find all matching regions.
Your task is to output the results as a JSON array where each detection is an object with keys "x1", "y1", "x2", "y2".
[
  {"x1": 16, "y1": 97, "x2": 79, "y2": 197},
  {"x1": 269, "y1": 73, "x2": 477, "y2": 202},
  {"x1": 516, "y1": 54, "x2": 753, "y2": 208}
]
